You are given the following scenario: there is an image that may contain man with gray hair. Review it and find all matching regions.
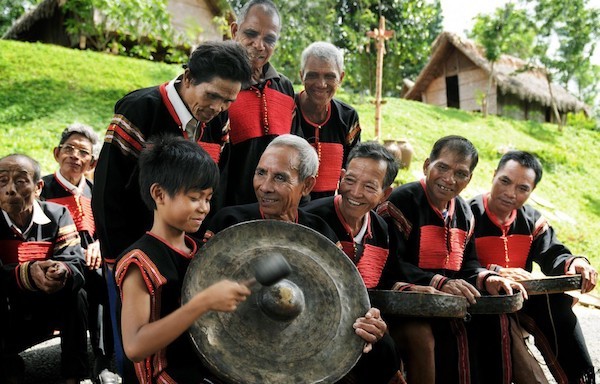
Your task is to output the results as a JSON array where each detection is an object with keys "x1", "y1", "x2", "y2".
[
  {"x1": 41, "y1": 123, "x2": 118, "y2": 383},
  {"x1": 294, "y1": 41, "x2": 361, "y2": 200},
  {"x1": 224, "y1": 0, "x2": 302, "y2": 206},
  {"x1": 204, "y1": 134, "x2": 399, "y2": 383}
]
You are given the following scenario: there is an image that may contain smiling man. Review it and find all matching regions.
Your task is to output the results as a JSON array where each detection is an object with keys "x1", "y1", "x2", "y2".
[
  {"x1": 295, "y1": 42, "x2": 361, "y2": 200},
  {"x1": 378, "y1": 135, "x2": 525, "y2": 384},
  {"x1": 223, "y1": 0, "x2": 303, "y2": 207},
  {"x1": 205, "y1": 135, "x2": 399, "y2": 383},
  {"x1": 469, "y1": 151, "x2": 597, "y2": 384}
]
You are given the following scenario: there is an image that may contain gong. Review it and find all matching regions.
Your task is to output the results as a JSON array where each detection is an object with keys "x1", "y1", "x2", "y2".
[{"x1": 182, "y1": 220, "x2": 370, "y2": 384}]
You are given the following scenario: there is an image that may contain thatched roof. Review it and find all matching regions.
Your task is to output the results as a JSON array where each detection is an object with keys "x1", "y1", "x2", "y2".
[
  {"x1": 404, "y1": 31, "x2": 588, "y2": 114},
  {"x1": 2, "y1": 0, "x2": 233, "y2": 41},
  {"x1": 2, "y1": 0, "x2": 60, "y2": 40}
]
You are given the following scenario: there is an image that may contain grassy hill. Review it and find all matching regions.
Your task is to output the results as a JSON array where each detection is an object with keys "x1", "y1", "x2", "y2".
[{"x1": 1, "y1": 40, "x2": 599, "y2": 286}]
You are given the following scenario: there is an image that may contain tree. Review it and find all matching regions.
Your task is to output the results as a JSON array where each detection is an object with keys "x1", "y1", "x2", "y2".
[
  {"x1": 469, "y1": 3, "x2": 535, "y2": 116},
  {"x1": 0, "y1": 0, "x2": 38, "y2": 36},
  {"x1": 470, "y1": 0, "x2": 599, "y2": 126}
]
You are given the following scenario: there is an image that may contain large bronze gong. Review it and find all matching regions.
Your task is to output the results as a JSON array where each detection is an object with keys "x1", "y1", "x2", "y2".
[{"x1": 182, "y1": 220, "x2": 370, "y2": 384}]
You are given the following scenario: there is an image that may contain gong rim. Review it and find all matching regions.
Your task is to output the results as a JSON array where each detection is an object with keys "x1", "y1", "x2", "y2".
[{"x1": 182, "y1": 220, "x2": 370, "y2": 384}]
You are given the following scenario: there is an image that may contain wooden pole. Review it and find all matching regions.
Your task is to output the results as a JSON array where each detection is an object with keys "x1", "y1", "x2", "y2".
[{"x1": 367, "y1": 16, "x2": 394, "y2": 141}]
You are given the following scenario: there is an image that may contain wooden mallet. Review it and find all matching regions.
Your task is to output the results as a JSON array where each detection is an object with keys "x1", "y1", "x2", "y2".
[{"x1": 243, "y1": 253, "x2": 292, "y2": 287}]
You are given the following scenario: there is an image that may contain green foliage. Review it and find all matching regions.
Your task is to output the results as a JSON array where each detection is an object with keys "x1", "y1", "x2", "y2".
[
  {"x1": 227, "y1": 0, "x2": 442, "y2": 95},
  {"x1": 0, "y1": 0, "x2": 38, "y2": 36},
  {"x1": 61, "y1": 0, "x2": 189, "y2": 62}
]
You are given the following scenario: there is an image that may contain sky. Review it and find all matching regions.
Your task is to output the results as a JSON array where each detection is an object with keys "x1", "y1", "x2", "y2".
[{"x1": 439, "y1": 0, "x2": 600, "y2": 65}]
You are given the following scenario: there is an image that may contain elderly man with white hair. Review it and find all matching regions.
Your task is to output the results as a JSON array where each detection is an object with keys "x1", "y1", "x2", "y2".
[
  {"x1": 204, "y1": 134, "x2": 399, "y2": 384},
  {"x1": 294, "y1": 41, "x2": 361, "y2": 201}
]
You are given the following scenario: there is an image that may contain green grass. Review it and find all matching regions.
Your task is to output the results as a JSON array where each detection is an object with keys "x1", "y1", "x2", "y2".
[{"x1": 2, "y1": 40, "x2": 599, "y2": 292}]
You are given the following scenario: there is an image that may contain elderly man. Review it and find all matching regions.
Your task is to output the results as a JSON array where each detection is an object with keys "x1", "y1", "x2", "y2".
[
  {"x1": 223, "y1": 0, "x2": 302, "y2": 206},
  {"x1": 92, "y1": 40, "x2": 251, "y2": 379},
  {"x1": 41, "y1": 123, "x2": 118, "y2": 383},
  {"x1": 295, "y1": 42, "x2": 361, "y2": 200},
  {"x1": 378, "y1": 135, "x2": 526, "y2": 384},
  {"x1": 205, "y1": 134, "x2": 399, "y2": 384},
  {"x1": 0, "y1": 154, "x2": 87, "y2": 384},
  {"x1": 469, "y1": 151, "x2": 597, "y2": 384}
]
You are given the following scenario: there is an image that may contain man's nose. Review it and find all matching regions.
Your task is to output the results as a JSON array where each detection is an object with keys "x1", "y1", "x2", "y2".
[{"x1": 252, "y1": 37, "x2": 265, "y2": 51}]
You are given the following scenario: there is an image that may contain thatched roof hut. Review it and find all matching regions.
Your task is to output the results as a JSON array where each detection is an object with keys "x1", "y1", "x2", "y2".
[
  {"x1": 404, "y1": 31, "x2": 588, "y2": 121},
  {"x1": 2, "y1": 0, "x2": 231, "y2": 49}
]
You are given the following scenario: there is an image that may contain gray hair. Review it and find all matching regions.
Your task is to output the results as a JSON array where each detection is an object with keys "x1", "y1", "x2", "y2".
[
  {"x1": 300, "y1": 41, "x2": 344, "y2": 73},
  {"x1": 267, "y1": 134, "x2": 318, "y2": 180},
  {"x1": 59, "y1": 123, "x2": 101, "y2": 159},
  {"x1": 236, "y1": 0, "x2": 281, "y2": 31}
]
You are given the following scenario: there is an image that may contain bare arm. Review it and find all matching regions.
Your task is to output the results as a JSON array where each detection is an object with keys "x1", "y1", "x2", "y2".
[{"x1": 121, "y1": 266, "x2": 251, "y2": 362}]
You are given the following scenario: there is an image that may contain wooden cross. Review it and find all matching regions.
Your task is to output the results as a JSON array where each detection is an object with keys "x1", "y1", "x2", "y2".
[{"x1": 366, "y1": 16, "x2": 394, "y2": 141}]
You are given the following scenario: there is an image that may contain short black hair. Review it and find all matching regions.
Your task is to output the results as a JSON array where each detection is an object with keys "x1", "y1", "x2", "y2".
[
  {"x1": 138, "y1": 135, "x2": 219, "y2": 210},
  {"x1": 347, "y1": 141, "x2": 399, "y2": 188},
  {"x1": 497, "y1": 150, "x2": 543, "y2": 186},
  {"x1": 429, "y1": 135, "x2": 479, "y2": 172},
  {"x1": 186, "y1": 40, "x2": 252, "y2": 87},
  {"x1": 0, "y1": 153, "x2": 41, "y2": 182}
]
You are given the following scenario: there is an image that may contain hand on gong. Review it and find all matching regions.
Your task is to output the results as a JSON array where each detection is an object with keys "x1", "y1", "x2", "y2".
[{"x1": 353, "y1": 307, "x2": 387, "y2": 353}]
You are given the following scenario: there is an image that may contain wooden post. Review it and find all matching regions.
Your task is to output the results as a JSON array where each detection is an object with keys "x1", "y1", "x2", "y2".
[{"x1": 367, "y1": 16, "x2": 394, "y2": 141}]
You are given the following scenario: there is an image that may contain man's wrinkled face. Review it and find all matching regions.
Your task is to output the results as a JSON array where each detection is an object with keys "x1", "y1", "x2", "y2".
[
  {"x1": 488, "y1": 160, "x2": 536, "y2": 218},
  {"x1": 338, "y1": 157, "x2": 391, "y2": 223},
  {"x1": 181, "y1": 75, "x2": 241, "y2": 123},
  {"x1": 253, "y1": 145, "x2": 312, "y2": 221},
  {"x1": 0, "y1": 156, "x2": 42, "y2": 219},
  {"x1": 423, "y1": 148, "x2": 473, "y2": 210},
  {"x1": 301, "y1": 56, "x2": 344, "y2": 106},
  {"x1": 54, "y1": 133, "x2": 95, "y2": 184},
  {"x1": 231, "y1": 5, "x2": 280, "y2": 73}
]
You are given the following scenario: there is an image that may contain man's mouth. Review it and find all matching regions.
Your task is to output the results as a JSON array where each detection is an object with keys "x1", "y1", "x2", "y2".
[
  {"x1": 437, "y1": 184, "x2": 453, "y2": 192},
  {"x1": 346, "y1": 198, "x2": 363, "y2": 207}
]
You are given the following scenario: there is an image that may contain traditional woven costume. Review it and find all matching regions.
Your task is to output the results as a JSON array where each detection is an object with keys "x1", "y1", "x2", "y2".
[
  {"x1": 378, "y1": 180, "x2": 511, "y2": 384},
  {"x1": 42, "y1": 172, "x2": 114, "y2": 372},
  {"x1": 115, "y1": 233, "x2": 222, "y2": 384},
  {"x1": 294, "y1": 94, "x2": 361, "y2": 200},
  {"x1": 304, "y1": 195, "x2": 403, "y2": 384},
  {"x1": 93, "y1": 75, "x2": 229, "y2": 264},
  {"x1": 470, "y1": 194, "x2": 596, "y2": 384},
  {"x1": 0, "y1": 201, "x2": 88, "y2": 379},
  {"x1": 222, "y1": 64, "x2": 301, "y2": 207},
  {"x1": 93, "y1": 75, "x2": 229, "y2": 379}
]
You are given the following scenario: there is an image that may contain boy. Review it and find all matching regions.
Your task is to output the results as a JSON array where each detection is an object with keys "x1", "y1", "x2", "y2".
[
  {"x1": 115, "y1": 135, "x2": 250, "y2": 383},
  {"x1": 41, "y1": 123, "x2": 117, "y2": 383}
]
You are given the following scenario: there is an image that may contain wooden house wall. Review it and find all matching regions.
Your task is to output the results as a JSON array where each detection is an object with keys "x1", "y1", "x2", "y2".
[
  {"x1": 168, "y1": 0, "x2": 222, "y2": 42},
  {"x1": 497, "y1": 92, "x2": 550, "y2": 123},
  {"x1": 421, "y1": 47, "x2": 498, "y2": 114}
]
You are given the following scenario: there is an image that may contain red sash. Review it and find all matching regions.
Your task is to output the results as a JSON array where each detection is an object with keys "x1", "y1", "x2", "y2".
[
  {"x1": 199, "y1": 142, "x2": 221, "y2": 164},
  {"x1": 228, "y1": 86, "x2": 295, "y2": 144},
  {"x1": 0, "y1": 239, "x2": 53, "y2": 264},
  {"x1": 47, "y1": 195, "x2": 95, "y2": 236},
  {"x1": 312, "y1": 142, "x2": 343, "y2": 193},
  {"x1": 475, "y1": 235, "x2": 532, "y2": 269},
  {"x1": 418, "y1": 225, "x2": 467, "y2": 271},
  {"x1": 341, "y1": 241, "x2": 387, "y2": 288}
]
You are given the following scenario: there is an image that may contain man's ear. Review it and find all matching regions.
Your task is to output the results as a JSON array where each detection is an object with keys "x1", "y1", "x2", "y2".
[
  {"x1": 339, "y1": 71, "x2": 345, "y2": 83},
  {"x1": 53, "y1": 147, "x2": 60, "y2": 162},
  {"x1": 230, "y1": 22, "x2": 239, "y2": 39},
  {"x1": 150, "y1": 183, "x2": 166, "y2": 205},
  {"x1": 87, "y1": 158, "x2": 98, "y2": 173},
  {"x1": 302, "y1": 176, "x2": 317, "y2": 196},
  {"x1": 381, "y1": 186, "x2": 393, "y2": 203},
  {"x1": 423, "y1": 158, "x2": 431, "y2": 176},
  {"x1": 34, "y1": 179, "x2": 44, "y2": 198}
]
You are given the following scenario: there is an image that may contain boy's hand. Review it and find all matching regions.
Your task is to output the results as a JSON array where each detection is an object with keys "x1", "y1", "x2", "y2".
[{"x1": 202, "y1": 280, "x2": 251, "y2": 312}]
